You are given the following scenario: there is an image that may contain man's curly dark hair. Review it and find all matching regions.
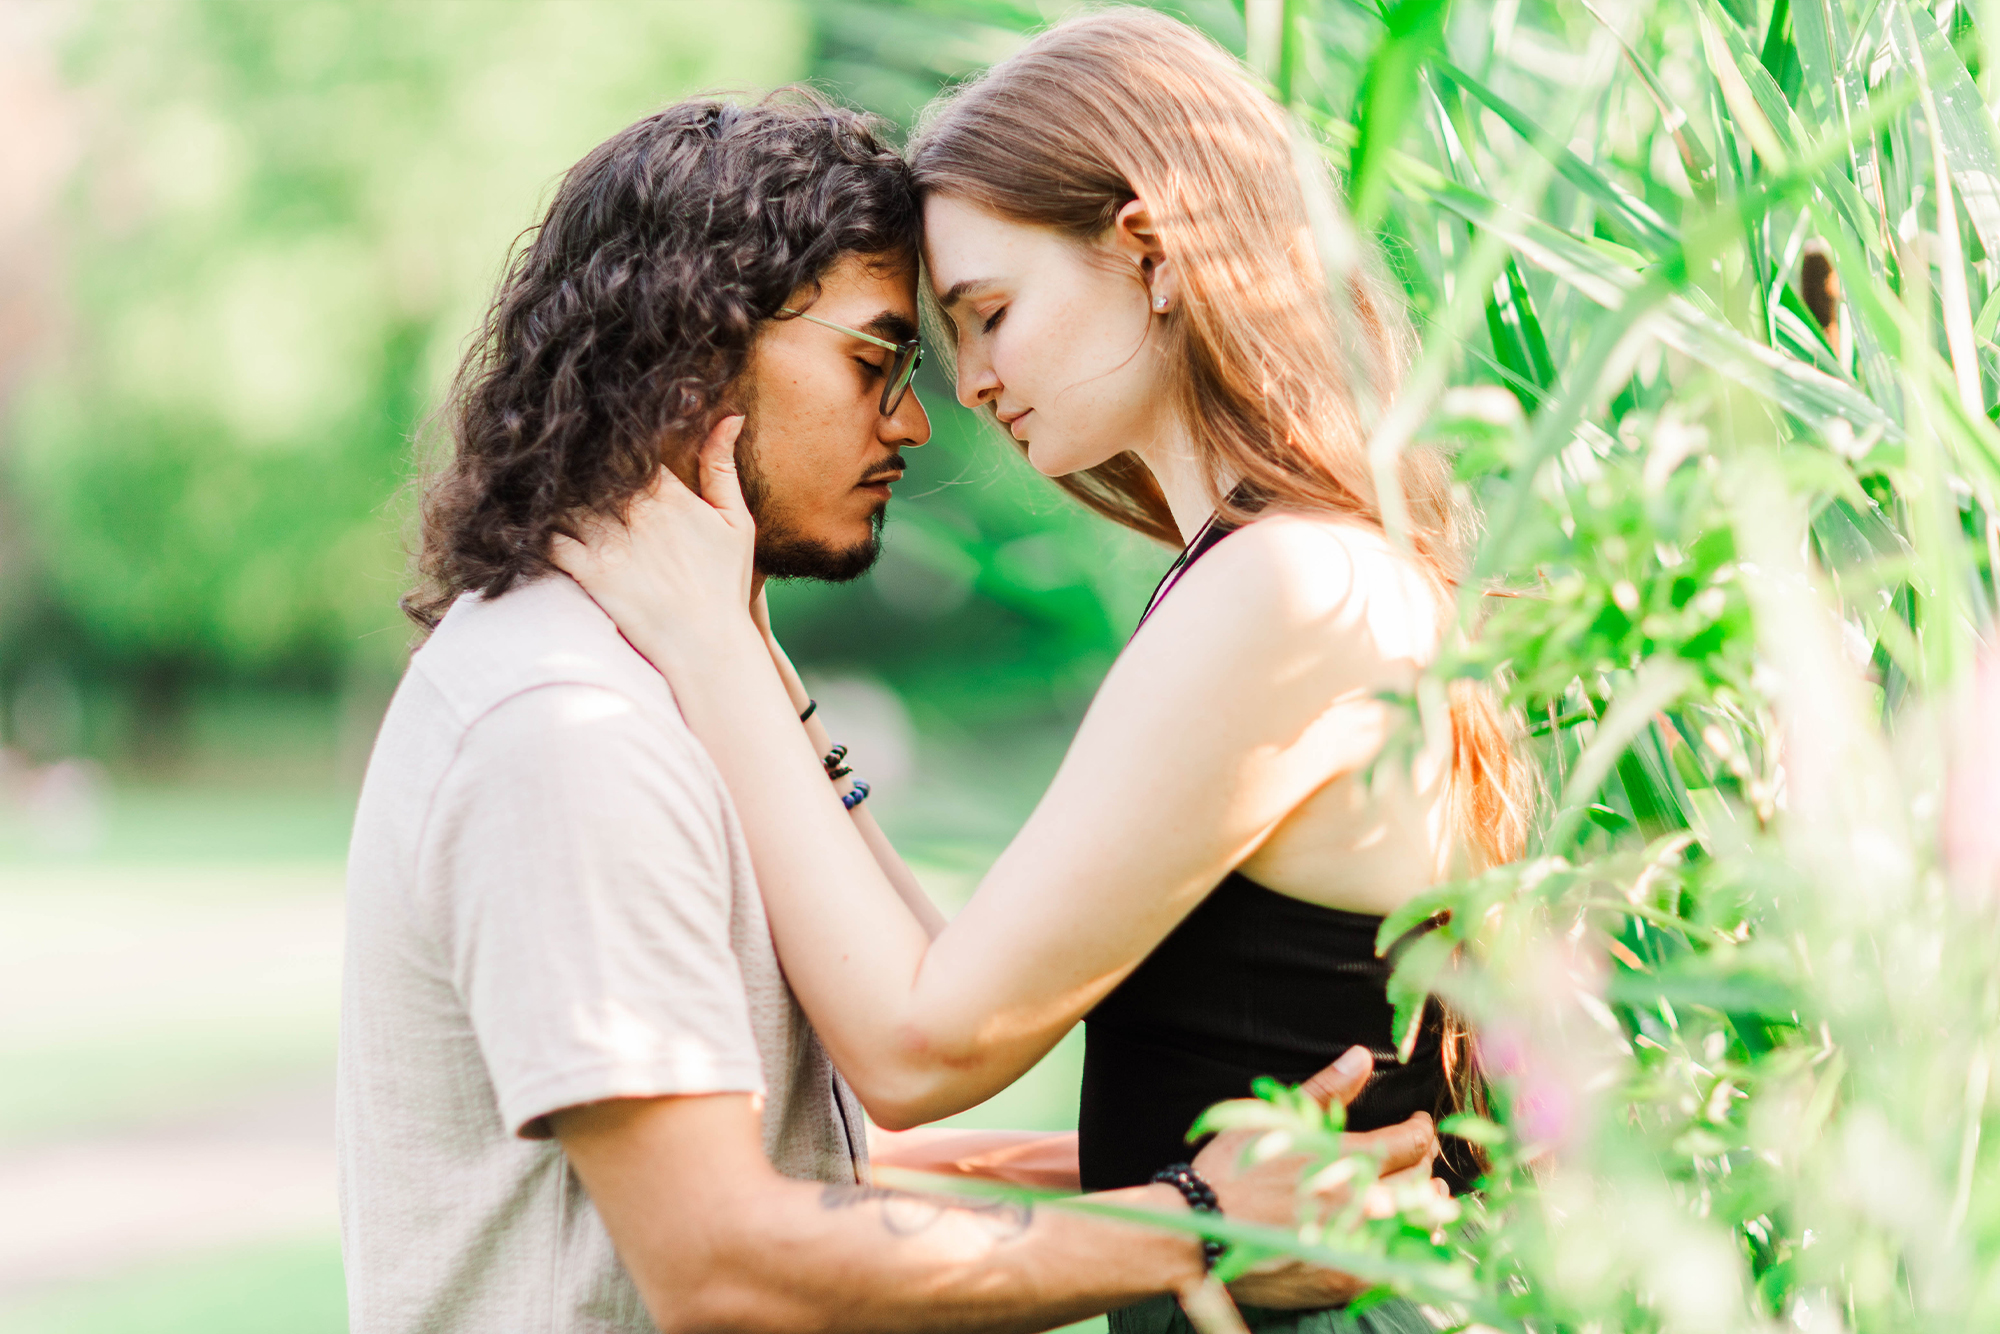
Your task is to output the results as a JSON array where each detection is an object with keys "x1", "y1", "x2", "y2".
[{"x1": 404, "y1": 90, "x2": 920, "y2": 630}]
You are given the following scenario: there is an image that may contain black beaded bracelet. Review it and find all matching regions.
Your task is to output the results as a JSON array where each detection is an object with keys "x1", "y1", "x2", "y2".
[
  {"x1": 821, "y1": 743, "x2": 851, "y2": 780},
  {"x1": 1150, "y1": 1162, "x2": 1225, "y2": 1272}
]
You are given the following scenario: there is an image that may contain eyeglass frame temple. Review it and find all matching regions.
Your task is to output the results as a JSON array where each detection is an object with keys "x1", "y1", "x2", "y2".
[
  {"x1": 776, "y1": 307, "x2": 923, "y2": 415},
  {"x1": 777, "y1": 307, "x2": 907, "y2": 355}
]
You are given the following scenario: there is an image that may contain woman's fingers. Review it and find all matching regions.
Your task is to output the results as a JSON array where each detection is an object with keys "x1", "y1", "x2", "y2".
[
  {"x1": 548, "y1": 414, "x2": 755, "y2": 618},
  {"x1": 695, "y1": 415, "x2": 753, "y2": 531}
]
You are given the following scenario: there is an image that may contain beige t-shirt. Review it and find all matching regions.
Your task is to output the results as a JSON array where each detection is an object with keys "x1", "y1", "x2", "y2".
[{"x1": 338, "y1": 576, "x2": 865, "y2": 1333}]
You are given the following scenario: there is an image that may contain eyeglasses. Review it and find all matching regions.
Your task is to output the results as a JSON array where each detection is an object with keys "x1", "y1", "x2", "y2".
[{"x1": 778, "y1": 308, "x2": 923, "y2": 417}]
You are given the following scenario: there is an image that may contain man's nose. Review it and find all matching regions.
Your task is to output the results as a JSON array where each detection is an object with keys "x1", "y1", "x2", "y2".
[{"x1": 882, "y1": 387, "x2": 931, "y2": 448}]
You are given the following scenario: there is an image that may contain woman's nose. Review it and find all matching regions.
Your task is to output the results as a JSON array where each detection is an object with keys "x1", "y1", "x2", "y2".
[{"x1": 956, "y1": 353, "x2": 999, "y2": 411}]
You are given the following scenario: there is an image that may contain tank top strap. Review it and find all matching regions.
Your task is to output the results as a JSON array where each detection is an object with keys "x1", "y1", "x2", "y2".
[{"x1": 1134, "y1": 493, "x2": 1256, "y2": 636}]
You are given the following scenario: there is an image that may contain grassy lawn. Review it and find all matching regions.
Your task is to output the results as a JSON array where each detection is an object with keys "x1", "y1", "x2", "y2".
[
  {"x1": 0, "y1": 1233, "x2": 1107, "y2": 1334},
  {"x1": 0, "y1": 861, "x2": 344, "y2": 1145},
  {"x1": 0, "y1": 1235, "x2": 348, "y2": 1334}
]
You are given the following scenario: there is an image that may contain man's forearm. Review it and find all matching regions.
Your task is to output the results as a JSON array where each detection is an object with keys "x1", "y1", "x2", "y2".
[
  {"x1": 651, "y1": 1176, "x2": 1201, "y2": 1334},
  {"x1": 560, "y1": 1077, "x2": 1417, "y2": 1332}
]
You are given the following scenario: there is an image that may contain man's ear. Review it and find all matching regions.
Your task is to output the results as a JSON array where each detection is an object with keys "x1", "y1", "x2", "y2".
[
  {"x1": 657, "y1": 429, "x2": 702, "y2": 492},
  {"x1": 1111, "y1": 198, "x2": 1179, "y2": 313},
  {"x1": 660, "y1": 401, "x2": 746, "y2": 489}
]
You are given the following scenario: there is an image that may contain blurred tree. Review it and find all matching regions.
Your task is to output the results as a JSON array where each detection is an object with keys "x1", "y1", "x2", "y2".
[{"x1": 3, "y1": 0, "x2": 807, "y2": 753}]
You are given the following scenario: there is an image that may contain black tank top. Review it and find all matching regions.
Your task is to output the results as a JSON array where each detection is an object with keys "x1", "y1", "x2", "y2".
[{"x1": 1076, "y1": 513, "x2": 1465, "y2": 1193}]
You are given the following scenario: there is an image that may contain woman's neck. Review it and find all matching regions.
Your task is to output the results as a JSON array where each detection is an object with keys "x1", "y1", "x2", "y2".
[{"x1": 1132, "y1": 424, "x2": 1231, "y2": 545}]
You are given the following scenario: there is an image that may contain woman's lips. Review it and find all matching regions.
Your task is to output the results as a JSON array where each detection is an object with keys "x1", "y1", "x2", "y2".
[{"x1": 1007, "y1": 409, "x2": 1032, "y2": 441}]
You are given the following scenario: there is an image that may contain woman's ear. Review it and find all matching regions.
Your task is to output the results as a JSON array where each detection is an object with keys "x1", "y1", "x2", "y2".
[{"x1": 1112, "y1": 198, "x2": 1179, "y2": 314}]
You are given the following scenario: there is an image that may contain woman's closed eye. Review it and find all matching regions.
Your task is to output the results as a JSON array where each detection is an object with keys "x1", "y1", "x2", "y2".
[{"x1": 981, "y1": 306, "x2": 1007, "y2": 335}]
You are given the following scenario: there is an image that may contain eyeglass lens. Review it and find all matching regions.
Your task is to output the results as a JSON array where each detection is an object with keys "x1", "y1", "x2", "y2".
[{"x1": 882, "y1": 343, "x2": 922, "y2": 416}]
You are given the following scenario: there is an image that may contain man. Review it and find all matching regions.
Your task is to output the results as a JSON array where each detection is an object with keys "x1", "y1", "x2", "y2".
[{"x1": 342, "y1": 93, "x2": 1435, "y2": 1333}]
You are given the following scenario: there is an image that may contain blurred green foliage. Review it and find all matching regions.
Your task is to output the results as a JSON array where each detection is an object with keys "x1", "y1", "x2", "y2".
[{"x1": 2, "y1": 0, "x2": 811, "y2": 748}]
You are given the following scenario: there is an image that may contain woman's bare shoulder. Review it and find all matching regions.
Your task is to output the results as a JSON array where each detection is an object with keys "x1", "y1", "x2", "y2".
[
  {"x1": 1232, "y1": 509, "x2": 1408, "y2": 561},
  {"x1": 1164, "y1": 511, "x2": 1444, "y2": 654}
]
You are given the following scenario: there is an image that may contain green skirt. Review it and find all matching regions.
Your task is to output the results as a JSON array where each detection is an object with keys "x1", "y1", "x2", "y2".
[{"x1": 1107, "y1": 1293, "x2": 1436, "y2": 1334}]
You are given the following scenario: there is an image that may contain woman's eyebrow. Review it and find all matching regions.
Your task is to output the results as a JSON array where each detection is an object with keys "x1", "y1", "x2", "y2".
[{"x1": 935, "y1": 278, "x2": 997, "y2": 310}]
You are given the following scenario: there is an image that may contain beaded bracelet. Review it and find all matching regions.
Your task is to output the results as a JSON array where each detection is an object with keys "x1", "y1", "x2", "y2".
[
  {"x1": 1150, "y1": 1162, "x2": 1225, "y2": 1272},
  {"x1": 821, "y1": 743, "x2": 851, "y2": 780},
  {"x1": 819, "y1": 739, "x2": 865, "y2": 807}
]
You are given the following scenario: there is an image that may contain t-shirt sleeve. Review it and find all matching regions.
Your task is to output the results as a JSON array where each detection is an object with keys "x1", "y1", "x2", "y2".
[{"x1": 424, "y1": 681, "x2": 766, "y2": 1139}]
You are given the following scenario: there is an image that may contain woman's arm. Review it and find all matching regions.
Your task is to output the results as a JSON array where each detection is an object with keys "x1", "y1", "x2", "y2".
[
  {"x1": 559, "y1": 435, "x2": 1425, "y2": 1127},
  {"x1": 869, "y1": 1127, "x2": 1081, "y2": 1192},
  {"x1": 753, "y1": 590, "x2": 947, "y2": 938}
]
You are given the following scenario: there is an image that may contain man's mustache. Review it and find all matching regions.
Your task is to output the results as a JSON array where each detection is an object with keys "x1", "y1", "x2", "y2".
[{"x1": 859, "y1": 455, "x2": 905, "y2": 485}]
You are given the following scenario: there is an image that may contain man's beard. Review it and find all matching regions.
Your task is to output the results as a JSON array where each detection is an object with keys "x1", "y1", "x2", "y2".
[{"x1": 736, "y1": 423, "x2": 885, "y2": 583}]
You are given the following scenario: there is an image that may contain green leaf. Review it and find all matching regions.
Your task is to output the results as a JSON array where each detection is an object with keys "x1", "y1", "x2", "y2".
[
  {"x1": 1384, "y1": 932, "x2": 1454, "y2": 1051},
  {"x1": 1053, "y1": 1197, "x2": 1487, "y2": 1306},
  {"x1": 1772, "y1": 283, "x2": 1843, "y2": 374},
  {"x1": 1377, "y1": 887, "x2": 1462, "y2": 954},
  {"x1": 1483, "y1": 256, "x2": 1559, "y2": 412},
  {"x1": 1435, "y1": 60, "x2": 1681, "y2": 254},
  {"x1": 1787, "y1": 0, "x2": 1856, "y2": 126},
  {"x1": 1757, "y1": 0, "x2": 1802, "y2": 100},
  {"x1": 1976, "y1": 281, "x2": 2000, "y2": 346},
  {"x1": 1579, "y1": 0, "x2": 1717, "y2": 188},
  {"x1": 1347, "y1": 0, "x2": 1450, "y2": 230},
  {"x1": 1606, "y1": 968, "x2": 1798, "y2": 1018},
  {"x1": 1906, "y1": 19, "x2": 2000, "y2": 258},
  {"x1": 1353, "y1": 143, "x2": 1901, "y2": 443},
  {"x1": 1437, "y1": 1113, "x2": 1511, "y2": 1146},
  {"x1": 1699, "y1": 0, "x2": 1811, "y2": 172}
]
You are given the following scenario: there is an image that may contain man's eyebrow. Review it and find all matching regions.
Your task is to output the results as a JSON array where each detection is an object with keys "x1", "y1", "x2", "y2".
[
  {"x1": 862, "y1": 310, "x2": 919, "y2": 344},
  {"x1": 935, "y1": 278, "x2": 995, "y2": 311}
]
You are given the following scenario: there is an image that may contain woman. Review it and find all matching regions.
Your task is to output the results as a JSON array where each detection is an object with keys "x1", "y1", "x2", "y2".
[{"x1": 560, "y1": 9, "x2": 1522, "y2": 1329}]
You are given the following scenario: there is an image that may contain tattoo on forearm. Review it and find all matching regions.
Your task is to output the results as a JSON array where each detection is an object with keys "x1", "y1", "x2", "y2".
[{"x1": 819, "y1": 1184, "x2": 1034, "y2": 1239}]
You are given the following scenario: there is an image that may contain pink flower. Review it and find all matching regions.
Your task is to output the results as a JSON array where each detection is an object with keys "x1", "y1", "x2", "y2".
[
  {"x1": 1945, "y1": 652, "x2": 2000, "y2": 903},
  {"x1": 1476, "y1": 936, "x2": 1612, "y2": 1156},
  {"x1": 1512, "y1": 1073, "x2": 1579, "y2": 1148}
]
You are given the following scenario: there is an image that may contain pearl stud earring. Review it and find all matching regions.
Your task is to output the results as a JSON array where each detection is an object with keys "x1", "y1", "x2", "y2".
[{"x1": 1153, "y1": 295, "x2": 1168, "y2": 311}]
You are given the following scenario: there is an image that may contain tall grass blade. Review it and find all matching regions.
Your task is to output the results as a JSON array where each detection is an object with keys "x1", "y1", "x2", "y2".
[
  {"x1": 1436, "y1": 60, "x2": 1680, "y2": 254},
  {"x1": 1347, "y1": 0, "x2": 1450, "y2": 230}
]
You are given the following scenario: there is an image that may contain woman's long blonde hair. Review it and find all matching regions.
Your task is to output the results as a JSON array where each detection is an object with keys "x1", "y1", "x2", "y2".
[{"x1": 910, "y1": 7, "x2": 1527, "y2": 873}]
